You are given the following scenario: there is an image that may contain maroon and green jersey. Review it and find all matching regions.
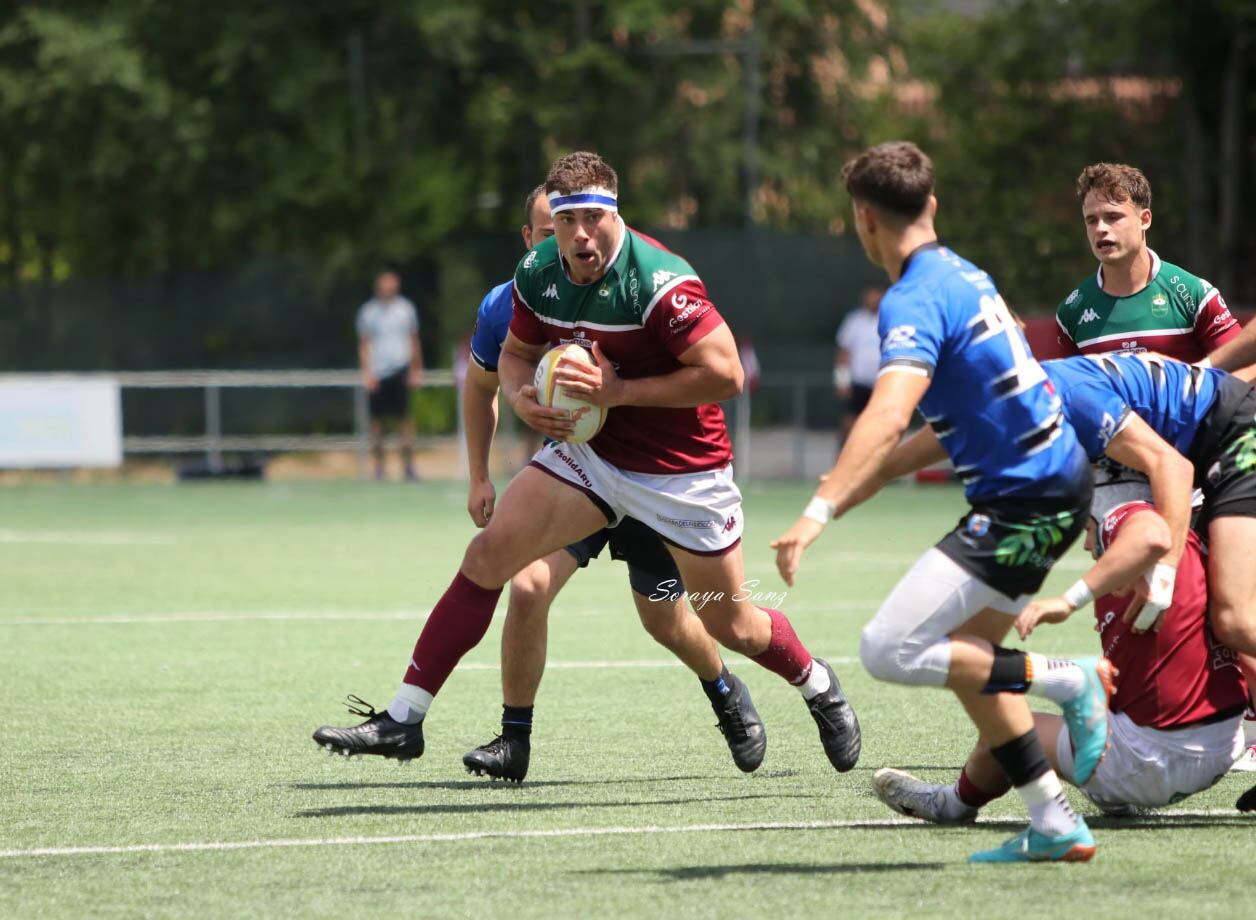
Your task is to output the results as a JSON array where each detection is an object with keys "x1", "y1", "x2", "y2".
[
  {"x1": 1055, "y1": 250, "x2": 1238, "y2": 362},
  {"x1": 510, "y1": 222, "x2": 732, "y2": 474}
]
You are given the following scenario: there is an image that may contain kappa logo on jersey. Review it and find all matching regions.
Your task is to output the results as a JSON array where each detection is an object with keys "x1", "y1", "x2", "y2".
[
  {"x1": 882, "y1": 324, "x2": 917, "y2": 351},
  {"x1": 1079, "y1": 307, "x2": 1101, "y2": 325},
  {"x1": 542, "y1": 283, "x2": 559, "y2": 300},
  {"x1": 652, "y1": 269, "x2": 676, "y2": 292},
  {"x1": 1065, "y1": 289, "x2": 1081, "y2": 305}
]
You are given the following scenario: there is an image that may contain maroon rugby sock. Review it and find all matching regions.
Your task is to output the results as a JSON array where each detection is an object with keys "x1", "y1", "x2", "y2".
[
  {"x1": 957, "y1": 765, "x2": 1007, "y2": 808},
  {"x1": 749, "y1": 607, "x2": 816, "y2": 685},
  {"x1": 402, "y1": 571, "x2": 502, "y2": 695}
]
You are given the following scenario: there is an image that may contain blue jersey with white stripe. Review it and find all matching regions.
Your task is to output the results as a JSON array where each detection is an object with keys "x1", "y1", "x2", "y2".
[
  {"x1": 1042, "y1": 353, "x2": 1222, "y2": 460},
  {"x1": 469, "y1": 280, "x2": 514, "y2": 372},
  {"x1": 879, "y1": 243, "x2": 1087, "y2": 500}
]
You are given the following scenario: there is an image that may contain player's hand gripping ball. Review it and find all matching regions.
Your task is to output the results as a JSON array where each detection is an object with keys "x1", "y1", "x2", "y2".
[{"x1": 533, "y1": 344, "x2": 607, "y2": 444}]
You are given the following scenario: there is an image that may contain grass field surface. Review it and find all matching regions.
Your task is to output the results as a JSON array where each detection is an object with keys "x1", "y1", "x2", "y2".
[{"x1": 3, "y1": 480, "x2": 1254, "y2": 918}]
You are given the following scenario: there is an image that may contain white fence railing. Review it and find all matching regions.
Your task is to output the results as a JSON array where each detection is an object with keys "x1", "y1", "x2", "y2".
[{"x1": 2, "y1": 369, "x2": 844, "y2": 479}]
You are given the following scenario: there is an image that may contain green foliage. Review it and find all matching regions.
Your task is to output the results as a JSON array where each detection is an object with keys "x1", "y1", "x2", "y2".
[{"x1": 1, "y1": 0, "x2": 1253, "y2": 334}]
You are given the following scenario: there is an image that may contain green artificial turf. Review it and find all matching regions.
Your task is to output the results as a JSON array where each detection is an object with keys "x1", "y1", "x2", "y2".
[{"x1": 3, "y1": 480, "x2": 1253, "y2": 918}]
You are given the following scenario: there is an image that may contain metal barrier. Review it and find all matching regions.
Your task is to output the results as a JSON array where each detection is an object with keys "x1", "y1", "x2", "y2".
[
  {"x1": 3, "y1": 368, "x2": 843, "y2": 479},
  {"x1": 110, "y1": 369, "x2": 457, "y2": 475}
]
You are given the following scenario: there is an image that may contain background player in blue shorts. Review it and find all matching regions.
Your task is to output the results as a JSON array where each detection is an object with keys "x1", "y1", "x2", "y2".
[
  {"x1": 772, "y1": 141, "x2": 1113, "y2": 863},
  {"x1": 458, "y1": 185, "x2": 765, "y2": 782}
]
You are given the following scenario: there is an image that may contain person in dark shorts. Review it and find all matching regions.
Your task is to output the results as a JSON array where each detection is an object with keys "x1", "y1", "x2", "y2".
[
  {"x1": 834, "y1": 284, "x2": 884, "y2": 446},
  {"x1": 356, "y1": 269, "x2": 423, "y2": 480},
  {"x1": 774, "y1": 140, "x2": 1113, "y2": 863}
]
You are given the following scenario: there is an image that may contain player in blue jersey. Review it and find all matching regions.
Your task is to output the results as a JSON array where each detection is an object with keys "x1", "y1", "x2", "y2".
[
  {"x1": 772, "y1": 142, "x2": 1114, "y2": 863},
  {"x1": 1043, "y1": 353, "x2": 1256, "y2": 660},
  {"x1": 459, "y1": 185, "x2": 766, "y2": 782}
]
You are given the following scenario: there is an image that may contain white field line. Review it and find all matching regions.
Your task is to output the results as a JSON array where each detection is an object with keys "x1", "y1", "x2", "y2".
[
  {"x1": 0, "y1": 810, "x2": 1241, "y2": 860},
  {"x1": 0, "y1": 529, "x2": 177, "y2": 546}
]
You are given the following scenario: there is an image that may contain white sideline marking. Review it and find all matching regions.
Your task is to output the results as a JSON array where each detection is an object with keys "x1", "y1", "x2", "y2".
[
  {"x1": 0, "y1": 810, "x2": 1241, "y2": 860},
  {"x1": 0, "y1": 529, "x2": 176, "y2": 546},
  {"x1": 2, "y1": 610, "x2": 433, "y2": 626}
]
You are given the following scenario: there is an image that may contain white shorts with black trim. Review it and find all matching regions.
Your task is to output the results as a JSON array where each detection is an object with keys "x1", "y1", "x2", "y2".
[
  {"x1": 529, "y1": 440, "x2": 743, "y2": 555},
  {"x1": 1057, "y1": 709, "x2": 1245, "y2": 810}
]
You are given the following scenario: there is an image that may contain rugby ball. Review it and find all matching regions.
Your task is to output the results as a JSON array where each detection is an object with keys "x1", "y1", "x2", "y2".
[{"x1": 533, "y1": 344, "x2": 607, "y2": 444}]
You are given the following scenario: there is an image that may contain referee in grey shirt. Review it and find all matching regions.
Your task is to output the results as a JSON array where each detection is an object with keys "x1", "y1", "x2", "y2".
[{"x1": 357, "y1": 269, "x2": 423, "y2": 480}]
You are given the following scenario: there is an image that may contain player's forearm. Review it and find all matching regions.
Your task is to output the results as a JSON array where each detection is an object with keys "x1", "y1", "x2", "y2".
[
  {"x1": 462, "y1": 382, "x2": 499, "y2": 482},
  {"x1": 816, "y1": 403, "x2": 913, "y2": 516},
  {"x1": 1080, "y1": 516, "x2": 1172, "y2": 599},
  {"x1": 410, "y1": 335, "x2": 424, "y2": 374},
  {"x1": 358, "y1": 342, "x2": 371, "y2": 376},
  {"x1": 616, "y1": 363, "x2": 742, "y2": 408},
  {"x1": 1145, "y1": 454, "x2": 1194, "y2": 567},
  {"x1": 499, "y1": 349, "x2": 539, "y2": 411},
  {"x1": 1206, "y1": 320, "x2": 1256, "y2": 372}
]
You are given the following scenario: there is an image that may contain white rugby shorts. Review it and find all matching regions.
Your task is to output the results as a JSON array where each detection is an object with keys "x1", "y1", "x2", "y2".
[
  {"x1": 529, "y1": 440, "x2": 743, "y2": 555},
  {"x1": 1057, "y1": 709, "x2": 1245, "y2": 810}
]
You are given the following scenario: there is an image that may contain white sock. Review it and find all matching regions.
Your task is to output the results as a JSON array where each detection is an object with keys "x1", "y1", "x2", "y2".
[
  {"x1": 387, "y1": 683, "x2": 433, "y2": 724},
  {"x1": 1024, "y1": 653, "x2": 1085, "y2": 704},
  {"x1": 938, "y1": 784, "x2": 979, "y2": 821},
  {"x1": 1016, "y1": 770, "x2": 1079, "y2": 836},
  {"x1": 797, "y1": 660, "x2": 831, "y2": 700}
]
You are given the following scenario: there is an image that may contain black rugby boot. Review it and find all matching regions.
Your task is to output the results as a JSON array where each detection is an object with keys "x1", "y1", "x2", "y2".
[
  {"x1": 711, "y1": 672, "x2": 767, "y2": 773},
  {"x1": 463, "y1": 734, "x2": 530, "y2": 783},
  {"x1": 806, "y1": 658, "x2": 861, "y2": 772},
  {"x1": 312, "y1": 696, "x2": 425, "y2": 762}
]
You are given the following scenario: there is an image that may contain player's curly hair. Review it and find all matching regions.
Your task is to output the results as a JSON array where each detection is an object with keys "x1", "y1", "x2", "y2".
[
  {"x1": 523, "y1": 184, "x2": 547, "y2": 226},
  {"x1": 1077, "y1": 163, "x2": 1151, "y2": 211},
  {"x1": 545, "y1": 151, "x2": 618, "y2": 197},
  {"x1": 841, "y1": 141, "x2": 934, "y2": 220}
]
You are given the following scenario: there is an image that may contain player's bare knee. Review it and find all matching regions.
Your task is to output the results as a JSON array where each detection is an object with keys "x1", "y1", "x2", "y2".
[
  {"x1": 461, "y1": 531, "x2": 512, "y2": 587},
  {"x1": 708, "y1": 613, "x2": 759, "y2": 655},
  {"x1": 640, "y1": 604, "x2": 686, "y2": 649}
]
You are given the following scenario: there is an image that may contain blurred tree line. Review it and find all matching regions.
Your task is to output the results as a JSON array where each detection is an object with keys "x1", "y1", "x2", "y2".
[{"x1": 0, "y1": 0, "x2": 1253, "y2": 368}]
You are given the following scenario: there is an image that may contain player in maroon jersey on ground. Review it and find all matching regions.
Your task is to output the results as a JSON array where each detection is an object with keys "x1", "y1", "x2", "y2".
[{"x1": 873, "y1": 477, "x2": 1248, "y2": 820}]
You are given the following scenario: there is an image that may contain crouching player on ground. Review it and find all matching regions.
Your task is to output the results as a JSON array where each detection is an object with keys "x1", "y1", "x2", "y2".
[
  {"x1": 458, "y1": 184, "x2": 765, "y2": 781},
  {"x1": 773, "y1": 142, "x2": 1112, "y2": 864},
  {"x1": 875, "y1": 477, "x2": 1248, "y2": 820}
]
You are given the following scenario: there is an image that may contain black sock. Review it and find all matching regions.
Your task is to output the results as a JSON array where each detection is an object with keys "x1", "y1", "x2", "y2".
[
  {"x1": 700, "y1": 665, "x2": 733, "y2": 705},
  {"x1": 982, "y1": 645, "x2": 1031, "y2": 694},
  {"x1": 502, "y1": 704, "x2": 533, "y2": 742},
  {"x1": 988, "y1": 729, "x2": 1051, "y2": 787}
]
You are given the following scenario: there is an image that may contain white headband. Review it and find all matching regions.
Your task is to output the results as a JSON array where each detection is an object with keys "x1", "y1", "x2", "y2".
[{"x1": 547, "y1": 186, "x2": 618, "y2": 214}]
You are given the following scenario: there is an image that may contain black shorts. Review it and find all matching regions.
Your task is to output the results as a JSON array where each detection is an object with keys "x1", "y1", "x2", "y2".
[
  {"x1": 936, "y1": 487, "x2": 1091, "y2": 600},
  {"x1": 565, "y1": 515, "x2": 684, "y2": 599},
  {"x1": 1192, "y1": 377, "x2": 1256, "y2": 522},
  {"x1": 369, "y1": 368, "x2": 410, "y2": 419},
  {"x1": 845, "y1": 384, "x2": 873, "y2": 417}
]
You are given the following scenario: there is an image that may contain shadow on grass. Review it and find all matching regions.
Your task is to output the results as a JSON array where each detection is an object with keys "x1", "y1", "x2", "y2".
[
  {"x1": 577, "y1": 861, "x2": 946, "y2": 881},
  {"x1": 291, "y1": 770, "x2": 801, "y2": 793},
  {"x1": 295, "y1": 792, "x2": 815, "y2": 819}
]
